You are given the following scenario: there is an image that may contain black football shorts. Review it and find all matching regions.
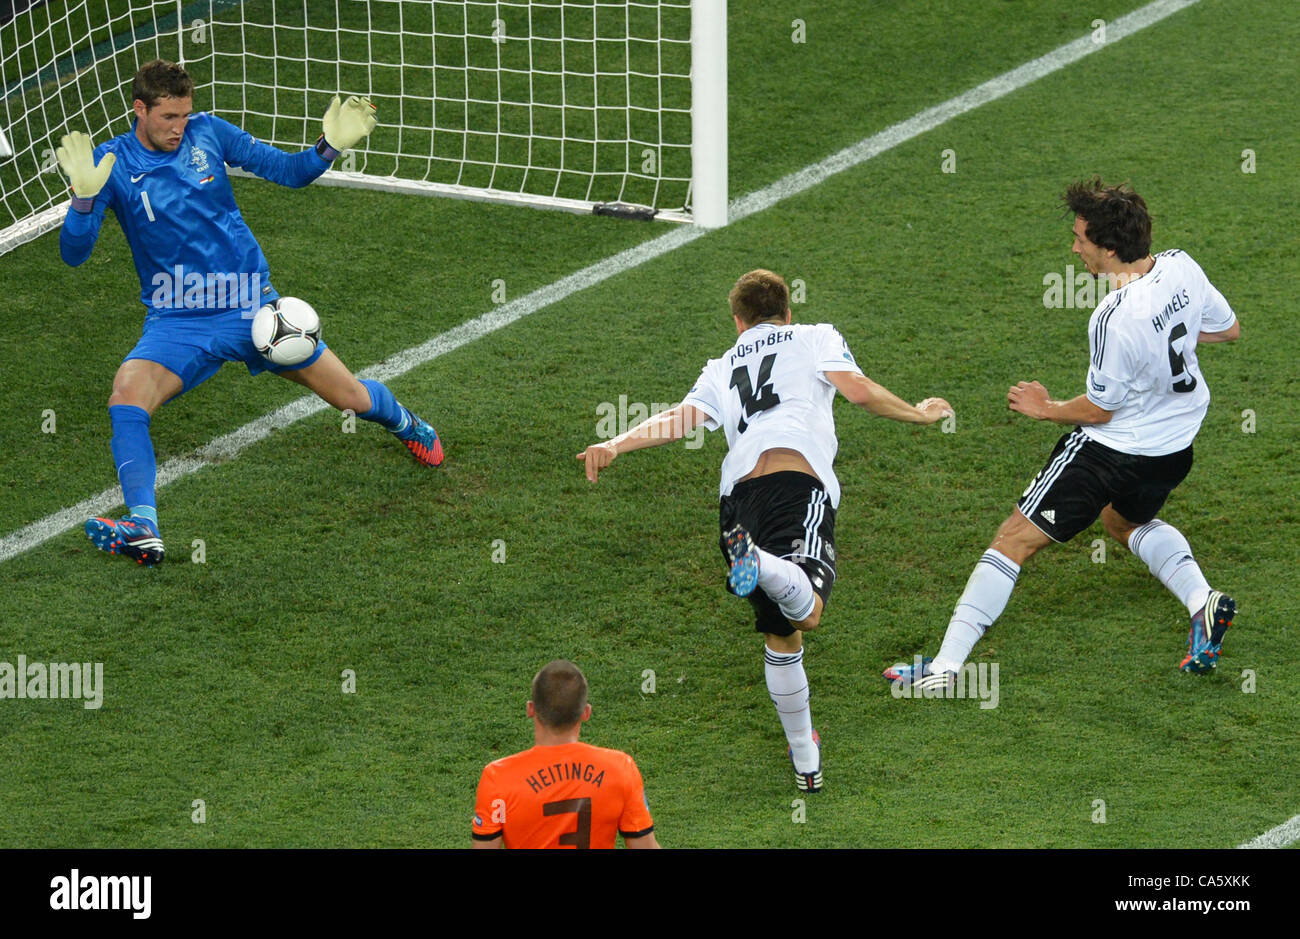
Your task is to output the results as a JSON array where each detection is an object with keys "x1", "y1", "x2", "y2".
[
  {"x1": 1017, "y1": 428, "x2": 1194, "y2": 543},
  {"x1": 718, "y1": 471, "x2": 838, "y2": 637}
]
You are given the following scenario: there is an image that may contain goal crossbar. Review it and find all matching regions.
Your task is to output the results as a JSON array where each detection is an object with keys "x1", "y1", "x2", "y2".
[{"x1": 0, "y1": 0, "x2": 726, "y2": 257}]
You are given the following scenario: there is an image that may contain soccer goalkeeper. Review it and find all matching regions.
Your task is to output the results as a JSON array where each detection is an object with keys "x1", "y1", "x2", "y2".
[{"x1": 58, "y1": 59, "x2": 444, "y2": 567}]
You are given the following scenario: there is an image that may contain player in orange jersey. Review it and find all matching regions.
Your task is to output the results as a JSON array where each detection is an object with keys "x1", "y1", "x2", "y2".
[{"x1": 472, "y1": 660, "x2": 659, "y2": 849}]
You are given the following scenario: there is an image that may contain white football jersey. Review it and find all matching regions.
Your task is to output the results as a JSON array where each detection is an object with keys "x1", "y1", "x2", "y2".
[
  {"x1": 683, "y1": 322, "x2": 863, "y2": 507},
  {"x1": 1082, "y1": 249, "x2": 1236, "y2": 455}
]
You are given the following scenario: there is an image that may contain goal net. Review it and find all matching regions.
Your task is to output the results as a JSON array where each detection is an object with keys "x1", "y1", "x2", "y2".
[{"x1": 0, "y1": 0, "x2": 727, "y2": 258}]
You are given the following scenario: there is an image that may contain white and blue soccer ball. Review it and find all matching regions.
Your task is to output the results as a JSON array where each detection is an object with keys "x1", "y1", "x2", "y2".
[{"x1": 252, "y1": 297, "x2": 321, "y2": 366}]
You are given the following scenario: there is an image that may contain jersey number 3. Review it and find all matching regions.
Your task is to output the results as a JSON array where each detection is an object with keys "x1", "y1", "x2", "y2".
[
  {"x1": 543, "y1": 797, "x2": 592, "y2": 849},
  {"x1": 730, "y1": 353, "x2": 781, "y2": 433},
  {"x1": 1166, "y1": 322, "x2": 1198, "y2": 394}
]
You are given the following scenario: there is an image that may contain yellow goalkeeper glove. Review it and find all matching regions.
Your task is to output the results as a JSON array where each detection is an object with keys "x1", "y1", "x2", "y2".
[
  {"x1": 56, "y1": 131, "x2": 115, "y2": 209},
  {"x1": 317, "y1": 94, "x2": 377, "y2": 160}
]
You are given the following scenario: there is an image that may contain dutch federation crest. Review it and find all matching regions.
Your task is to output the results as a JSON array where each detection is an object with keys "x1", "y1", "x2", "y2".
[{"x1": 189, "y1": 144, "x2": 211, "y2": 176}]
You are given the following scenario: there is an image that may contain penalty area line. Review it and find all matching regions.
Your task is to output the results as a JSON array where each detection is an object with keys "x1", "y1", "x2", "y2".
[
  {"x1": 1238, "y1": 813, "x2": 1300, "y2": 849},
  {"x1": 0, "y1": 0, "x2": 1201, "y2": 565}
]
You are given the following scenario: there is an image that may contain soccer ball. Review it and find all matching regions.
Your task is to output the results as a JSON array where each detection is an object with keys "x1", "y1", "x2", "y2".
[{"x1": 251, "y1": 297, "x2": 322, "y2": 366}]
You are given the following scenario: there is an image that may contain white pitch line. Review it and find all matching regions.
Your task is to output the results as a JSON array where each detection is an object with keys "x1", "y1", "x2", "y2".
[
  {"x1": 0, "y1": 0, "x2": 1200, "y2": 565},
  {"x1": 1238, "y1": 814, "x2": 1300, "y2": 849}
]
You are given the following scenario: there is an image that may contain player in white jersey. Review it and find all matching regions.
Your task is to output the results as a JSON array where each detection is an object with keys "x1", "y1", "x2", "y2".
[
  {"x1": 885, "y1": 178, "x2": 1240, "y2": 692},
  {"x1": 577, "y1": 270, "x2": 952, "y2": 791}
]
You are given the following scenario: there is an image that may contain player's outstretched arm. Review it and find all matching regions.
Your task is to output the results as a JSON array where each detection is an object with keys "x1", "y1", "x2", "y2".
[
  {"x1": 575, "y1": 403, "x2": 707, "y2": 483},
  {"x1": 57, "y1": 132, "x2": 114, "y2": 266},
  {"x1": 215, "y1": 96, "x2": 374, "y2": 188},
  {"x1": 827, "y1": 371, "x2": 951, "y2": 425},
  {"x1": 1007, "y1": 380, "x2": 1112, "y2": 424}
]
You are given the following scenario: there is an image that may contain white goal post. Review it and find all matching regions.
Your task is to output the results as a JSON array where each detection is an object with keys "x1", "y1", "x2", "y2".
[{"x1": 0, "y1": 0, "x2": 727, "y2": 258}]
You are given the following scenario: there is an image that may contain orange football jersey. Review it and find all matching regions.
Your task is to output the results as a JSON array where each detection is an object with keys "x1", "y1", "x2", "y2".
[{"x1": 472, "y1": 741, "x2": 654, "y2": 848}]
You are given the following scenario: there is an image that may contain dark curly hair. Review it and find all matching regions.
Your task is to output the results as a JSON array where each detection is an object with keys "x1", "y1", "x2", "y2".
[
  {"x1": 132, "y1": 59, "x2": 194, "y2": 108},
  {"x1": 1063, "y1": 177, "x2": 1152, "y2": 263}
]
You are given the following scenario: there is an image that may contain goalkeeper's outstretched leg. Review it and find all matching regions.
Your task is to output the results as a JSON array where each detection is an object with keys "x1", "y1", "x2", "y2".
[{"x1": 277, "y1": 348, "x2": 444, "y2": 466}]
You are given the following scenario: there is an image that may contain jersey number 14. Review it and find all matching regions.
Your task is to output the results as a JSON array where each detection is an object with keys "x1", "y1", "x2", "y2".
[{"x1": 730, "y1": 354, "x2": 781, "y2": 433}]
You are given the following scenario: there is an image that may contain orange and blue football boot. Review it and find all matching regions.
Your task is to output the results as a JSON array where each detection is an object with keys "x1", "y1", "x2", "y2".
[
  {"x1": 84, "y1": 515, "x2": 165, "y2": 566},
  {"x1": 396, "y1": 410, "x2": 444, "y2": 467},
  {"x1": 883, "y1": 656, "x2": 934, "y2": 685}
]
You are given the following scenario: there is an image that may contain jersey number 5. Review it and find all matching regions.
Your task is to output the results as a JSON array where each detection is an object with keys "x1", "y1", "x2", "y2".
[
  {"x1": 1166, "y1": 322, "x2": 1198, "y2": 394},
  {"x1": 730, "y1": 353, "x2": 781, "y2": 433},
  {"x1": 543, "y1": 797, "x2": 592, "y2": 849}
]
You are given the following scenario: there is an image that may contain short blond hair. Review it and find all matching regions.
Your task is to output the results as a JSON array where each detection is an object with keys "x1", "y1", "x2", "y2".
[{"x1": 728, "y1": 269, "x2": 789, "y2": 327}]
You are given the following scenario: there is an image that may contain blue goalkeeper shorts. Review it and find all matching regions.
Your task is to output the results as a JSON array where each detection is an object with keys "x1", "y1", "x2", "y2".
[{"x1": 124, "y1": 308, "x2": 327, "y2": 395}]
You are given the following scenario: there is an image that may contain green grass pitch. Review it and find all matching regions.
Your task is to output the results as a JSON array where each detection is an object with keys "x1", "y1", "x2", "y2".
[{"x1": 0, "y1": 0, "x2": 1296, "y2": 848}]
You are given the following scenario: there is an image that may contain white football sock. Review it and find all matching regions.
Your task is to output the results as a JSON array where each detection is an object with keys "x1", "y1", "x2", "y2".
[
  {"x1": 933, "y1": 550, "x2": 1020, "y2": 673},
  {"x1": 765, "y1": 646, "x2": 817, "y2": 772},
  {"x1": 1128, "y1": 519, "x2": 1211, "y2": 616},
  {"x1": 755, "y1": 547, "x2": 816, "y2": 622}
]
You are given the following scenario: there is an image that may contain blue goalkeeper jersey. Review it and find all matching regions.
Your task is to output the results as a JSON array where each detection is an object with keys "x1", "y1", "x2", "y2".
[{"x1": 60, "y1": 112, "x2": 332, "y2": 317}]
